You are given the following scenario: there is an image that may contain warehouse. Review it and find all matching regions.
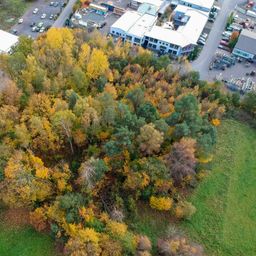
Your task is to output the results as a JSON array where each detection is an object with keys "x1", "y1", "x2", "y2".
[{"x1": 0, "y1": 30, "x2": 19, "y2": 54}]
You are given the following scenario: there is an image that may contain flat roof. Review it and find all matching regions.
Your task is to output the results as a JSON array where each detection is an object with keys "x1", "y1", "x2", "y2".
[
  {"x1": 0, "y1": 30, "x2": 19, "y2": 53},
  {"x1": 111, "y1": 11, "x2": 156, "y2": 38},
  {"x1": 145, "y1": 5, "x2": 208, "y2": 47},
  {"x1": 235, "y1": 29, "x2": 256, "y2": 55},
  {"x1": 175, "y1": 6, "x2": 208, "y2": 44},
  {"x1": 135, "y1": 0, "x2": 164, "y2": 9},
  {"x1": 181, "y1": 0, "x2": 214, "y2": 10},
  {"x1": 145, "y1": 25, "x2": 190, "y2": 47}
]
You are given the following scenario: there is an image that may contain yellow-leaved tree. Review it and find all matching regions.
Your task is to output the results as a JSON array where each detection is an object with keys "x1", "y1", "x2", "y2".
[{"x1": 87, "y1": 48, "x2": 109, "y2": 80}]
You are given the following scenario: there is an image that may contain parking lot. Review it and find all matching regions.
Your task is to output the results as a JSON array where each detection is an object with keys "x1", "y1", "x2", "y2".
[
  {"x1": 70, "y1": 0, "x2": 131, "y2": 35},
  {"x1": 11, "y1": 0, "x2": 67, "y2": 39}
]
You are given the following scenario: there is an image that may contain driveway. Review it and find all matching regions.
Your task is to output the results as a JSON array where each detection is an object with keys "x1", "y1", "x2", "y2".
[
  {"x1": 192, "y1": 0, "x2": 246, "y2": 80},
  {"x1": 53, "y1": 0, "x2": 77, "y2": 27}
]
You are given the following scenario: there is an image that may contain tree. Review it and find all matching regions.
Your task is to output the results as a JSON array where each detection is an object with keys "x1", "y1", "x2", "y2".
[
  {"x1": 78, "y1": 43, "x2": 91, "y2": 70},
  {"x1": 242, "y1": 92, "x2": 256, "y2": 117},
  {"x1": 52, "y1": 110, "x2": 76, "y2": 154},
  {"x1": 137, "y1": 123, "x2": 164, "y2": 155},
  {"x1": 167, "y1": 138, "x2": 196, "y2": 185},
  {"x1": 87, "y1": 49, "x2": 109, "y2": 80}
]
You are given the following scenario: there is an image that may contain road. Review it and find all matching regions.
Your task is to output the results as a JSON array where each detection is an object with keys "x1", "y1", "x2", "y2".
[
  {"x1": 192, "y1": 0, "x2": 246, "y2": 80},
  {"x1": 53, "y1": 0, "x2": 77, "y2": 27}
]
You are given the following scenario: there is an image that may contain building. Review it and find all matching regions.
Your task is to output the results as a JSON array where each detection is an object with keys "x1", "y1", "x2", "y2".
[
  {"x1": 130, "y1": 0, "x2": 164, "y2": 10},
  {"x1": 110, "y1": 11, "x2": 157, "y2": 45},
  {"x1": 0, "y1": 30, "x2": 19, "y2": 54},
  {"x1": 172, "y1": 0, "x2": 214, "y2": 13},
  {"x1": 110, "y1": 4, "x2": 208, "y2": 57},
  {"x1": 232, "y1": 29, "x2": 256, "y2": 61}
]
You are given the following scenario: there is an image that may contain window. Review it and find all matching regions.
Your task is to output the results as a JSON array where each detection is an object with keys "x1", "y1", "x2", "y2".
[
  {"x1": 134, "y1": 37, "x2": 141, "y2": 43},
  {"x1": 126, "y1": 35, "x2": 132, "y2": 41}
]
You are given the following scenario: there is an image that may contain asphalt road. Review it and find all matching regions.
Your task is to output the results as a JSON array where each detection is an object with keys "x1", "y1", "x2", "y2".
[
  {"x1": 53, "y1": 0, "x2": 77, "y2": 27},
  {"x1": 192, "y1": 0, "x2": 246, "y2": 80}
]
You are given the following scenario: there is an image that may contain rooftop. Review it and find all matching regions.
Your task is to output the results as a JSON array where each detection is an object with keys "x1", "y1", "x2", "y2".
[
  {"x1": 145, "y1": 5, "x2": 208, "y2": 46},
  {"x1": 111, "y1": 11, "x2": 157, "y2": 38},
  {"x1": 235, "y1": 29, "x2": 256, "y2": 55},
  {"x1": 0, "y1": 30, "x2": 19, "y2": 54},
  {"x1": 180, "y1": 0, "x2": 215, "y2": 10}
]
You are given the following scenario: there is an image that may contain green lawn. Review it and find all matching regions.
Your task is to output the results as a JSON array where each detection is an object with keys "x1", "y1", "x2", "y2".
[
  {"x1": 183, "y1": 119, "x2": 256, "y2": 256},
  {"x1": 0, "y1": 0, "x2": 29, "y2": 30},
  {"x1": 0, "y1": 212, "x2": 56, "y2": 256}
]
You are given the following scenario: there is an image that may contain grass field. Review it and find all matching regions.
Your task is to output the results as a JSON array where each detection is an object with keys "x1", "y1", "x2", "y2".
[
  {"x1": 0, "y1": 0, "x2": 29, "y2": 30},
  {"x1": 183, "y1": 119, "x2": 256, "y2": 256},
  {"x1": 0, "y1": 210, "x2": 56, "y2": 256}
]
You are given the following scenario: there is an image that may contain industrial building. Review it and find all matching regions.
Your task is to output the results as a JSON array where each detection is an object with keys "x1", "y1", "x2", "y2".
[
  {"x1": 233, "y1": 29, "x2": 256, "y2": 62},
  {"x1": 110, "y1": 1, "x2": 210, "y2": 57},
  {"x1": 0, "y1": 30, "x2": 19, "y2": 54}
]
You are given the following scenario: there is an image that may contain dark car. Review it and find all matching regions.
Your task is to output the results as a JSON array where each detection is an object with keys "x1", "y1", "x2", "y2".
[
  {"x1": 100, "y1": 22, "x2": 107, "y2": 28},
  {"x1": 11, "y1": 29, "x2": 18, "y2": 35},
  {"x1": 30, "y1": 21, "x2": 36, "y2": 27}
]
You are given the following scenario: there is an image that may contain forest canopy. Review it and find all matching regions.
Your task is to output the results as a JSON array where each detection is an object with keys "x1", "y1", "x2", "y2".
[{"x1": 0, "y1": 28, "x2": 227, "y2": 255}]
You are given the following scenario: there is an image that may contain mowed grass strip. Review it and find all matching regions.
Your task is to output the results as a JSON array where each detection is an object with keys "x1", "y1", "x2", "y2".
[
  {"x1": 0, "y1": 210, "x2": 56, "y2": 256},
  {"x1": 183, "y1": 119, "x2": 256, "y2": 256}
]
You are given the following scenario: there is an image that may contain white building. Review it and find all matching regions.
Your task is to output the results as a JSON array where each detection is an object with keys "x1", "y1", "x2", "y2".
[
  {"x1": 130, "y1": 0, "x2": 164, "y2": 10},
  {"x1": 174, "y1": 0, "x2": 214, "y2": 13},
  {"x1": 110, "y1": 4, "x2": 208, "y2": 56},
  {"x1": 110, "y1": 11, "x2": 157, "y2": 45},
  {"x1": 0, "y1": 30, "x2": 19, "y2": 54}
]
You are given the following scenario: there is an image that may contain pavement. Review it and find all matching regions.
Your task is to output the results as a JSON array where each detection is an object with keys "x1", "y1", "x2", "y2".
[
  {"x1": 53, "y1": 0, "x2": 77, "y2": 27},
  {"x1": 12, "y1": 0, "x2": 65, "y2": 38},
  {"x1": 192, "y1": 0, "x2": 247, "y2": 80}
]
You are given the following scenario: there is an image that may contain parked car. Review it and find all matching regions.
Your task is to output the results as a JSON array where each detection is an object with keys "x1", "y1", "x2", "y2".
[
  {"x1": 33, "y1": 8, "x2": 39, "y2": 14},
  {"x1": 201, "y1": 33, "x2": 208, "y2": 39},
  {"x1": 220, "y1": 40, "x2": 229, "y2": 46},
  {"x1": 50, "y1": 1, "x2": 54, "y2": 6},
  {"x1": 41, "y1": 13, "x2": 47, "y2": 19},
  {"x1": 49, "y1": 14, "x2": 54, "y2": 20},
  {"x1": 53, "y1": 2, "x2": 59, "y2": 7},
  {"x1": 37, "y1": 22, "x2": 44, "y2": 28},
  {"x1": 208, "y1": 18, "x2": 215, "y2": 23},
  {"x1": 31, "y1": 26, "x2": 37, "y2": 32},
  {"x1": 99, "y1": 22, "x2": 107, "y2": 28},
  {"x1": 198, "y1": 40, "x2": 206, "y2": 46},
  {"x1": 18, "y1": 18, "x2": 23, "y2": 24},
  {"x1": 30, "y1": 21, "x2": 36, "y2": 27},
  {"x1": 11, "y1": 29, "x2": 18, "y2": 35},
  {"x1": 39, "y1": 27, "x2": 45, "y2": 33}
]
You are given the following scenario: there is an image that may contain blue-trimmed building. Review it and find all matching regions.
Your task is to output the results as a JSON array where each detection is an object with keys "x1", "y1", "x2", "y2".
[{"x1": 233, "y1": 29, "x2": 256, "y2": 62}]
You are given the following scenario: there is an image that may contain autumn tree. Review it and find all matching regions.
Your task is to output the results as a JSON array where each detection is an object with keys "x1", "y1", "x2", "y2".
[
  {"x1": 87, "y1": 48, "x2": 109, "y2": 80},
  {"x1": 138, "y1": 123, "x2": 164, "y2": 155},
  {"x1": 167, "y1": 138, "x2": 196, "y2": 186}
]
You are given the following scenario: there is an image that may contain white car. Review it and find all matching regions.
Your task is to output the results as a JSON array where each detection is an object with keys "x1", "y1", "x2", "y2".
[
  {"x1": 33, "y1": 8, "x2": 39, "y2": 14},
  {"x1": 39, "y1": 27, "x2": 45, "y2": 33},
  {"x1": 18, "y1": 18, "x2": 23, "y2": 24},
  {"x1": 41, "y1": 13, "x2": 47, "y2": 19}
]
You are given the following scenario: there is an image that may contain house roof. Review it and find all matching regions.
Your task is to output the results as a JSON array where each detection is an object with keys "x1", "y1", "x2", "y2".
[
  {"x1": 0, "y1": 30, "x2": 19, "y2": 53},
  {"x1": 235, "y1": 29, "x2": 256, "y2": 55}
]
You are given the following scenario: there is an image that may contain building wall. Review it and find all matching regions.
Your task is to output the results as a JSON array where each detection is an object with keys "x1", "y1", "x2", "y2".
[
  {"x1": 110, "y1": 26, "x2": 196, "y2": 57},
  {"x1": 233, "y1": 48, "x2": 255, "y2": 59}
]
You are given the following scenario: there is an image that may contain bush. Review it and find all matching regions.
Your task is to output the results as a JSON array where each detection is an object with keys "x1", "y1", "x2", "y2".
[
  {"x1": 175, "y1": 201, "x2": 196, "y2": 220},
  {"x1": 149, "y1": 196, "x2": 173, "y2": 211}
]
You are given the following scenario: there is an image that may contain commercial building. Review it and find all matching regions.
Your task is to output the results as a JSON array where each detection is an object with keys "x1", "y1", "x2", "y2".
[
  {"x1": 232, "y1": 29, "x2": 256, "y2": 61},
  {"x1": 0, "y1": 30, "x2": 19, "y2": 54},
  {"x1": 110, "y1": 4, "x2": 208, "y2": 56},
  {"x1": 177, "y1": 0, "x2": 215, "y2": 13}
]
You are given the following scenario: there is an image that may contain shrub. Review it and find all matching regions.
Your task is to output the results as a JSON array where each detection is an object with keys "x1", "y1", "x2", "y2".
[
  {"x1": 137, "y1": 235, "x2": 152, "y2": 251},
  {"x1": 149, "y1": 196, "x2": 173, "y2": 211},
  {"x1": 175, "y1": 201, "x2": 196, "y2": 220}
]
